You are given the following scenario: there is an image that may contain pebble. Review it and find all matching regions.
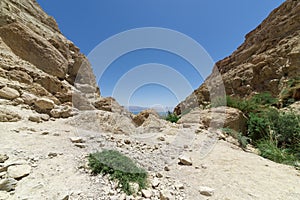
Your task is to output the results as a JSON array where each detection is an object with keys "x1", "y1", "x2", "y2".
[
  {"x1": 178, "y1": 155, "x2": 192, "y2": 166},
  {"x1": 199, "y1": 186, "x2": 214, "y2": 196},
  {"x1": 69, "y1": 137, "x2": 84, "y2": 143}
]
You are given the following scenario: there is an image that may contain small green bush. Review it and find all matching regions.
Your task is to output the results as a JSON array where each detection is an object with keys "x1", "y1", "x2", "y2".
[
  {"x1": 257, "y1": 139, "x2": 298, "y2": 166},
  {"x1": 251, "y1": 92, "x2": 278, "y2": 106},
  {"x1": 223, "y1": 92, "x2": 299, "y2": 168},
  {"x1": 226, "y1": 96, "x2": 259, "y2": 115},
  {"x1": 88, "y1": 149, "x2": 148, "y2": 195},
  {"x1": 222, "y1": 128, "x2": 250, "y2": 149},
  {"x1": 165, "y1": 111, "x2": 180, "y2": 123}
]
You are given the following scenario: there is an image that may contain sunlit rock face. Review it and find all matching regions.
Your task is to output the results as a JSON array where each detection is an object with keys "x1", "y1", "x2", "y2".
[
  {"x1": 175, "y1": 0, "x2": 300, "y2": 114},
  {"x1": 0, "y1": 0, "x2": 100, "y2": 115}
]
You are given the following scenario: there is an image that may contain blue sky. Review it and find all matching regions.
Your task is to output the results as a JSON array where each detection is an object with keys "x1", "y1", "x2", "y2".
[{"x1": 37, "y1": 0, "x2": 284, "y2": 108}]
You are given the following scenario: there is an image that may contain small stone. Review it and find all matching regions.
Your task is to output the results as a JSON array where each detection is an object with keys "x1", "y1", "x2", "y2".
[
  {"x1": 48, "y1": 152, "x2": 58, "y2": 158},
  {"x1": 129, "y1": 182, "x2": 139, "y2": 194},
  {"x1": 141, "y1": 189, "x2": 152, "y2": 198},
  {"x1": 164, "y1": 166, "x2": 170, "y2": 171},
  {"x1": 157, "y1": 136, "x2": 165, "y2": 141},
  {"x1": 0, "y1": 154, "x2": 9, "y2": 163},
  {"x1": 7, "y1": 164, "x2": 31, "y2": 179},
  {"x1": 175, "y1": 182, "x2": 184, "y2": 190},
  {"x1": 0, "y1": 178, "x2": 17, "y2": 191},
  {"x1": 74, "y1": 143, "x2": 86, "y2": 148},
  {"x1": 61, "y1": 194, "x2": 69, "y2": 200},
  {"x1": 41, "y1": 131, "x2": 49, "y2": 135},
  {"x1": 28, "y1": 115, "x2": 42, "y2": 123},
  {"x1": 199, "y1": 186, "x2": 214, "y2": 196},
  {"x1": 159, "y1": 190, "x2": 172, "y2": 200},
  {"x1": 124, "y1": 139, "x2": 131, "y2": 145},
  {"x1": 178, "y1": 155, "x2": 192, "y2": 166},
  {"x1": 69, "y1": 137, "x2": 84, "y2": 143},
  {"x1": 156, "y1": 172, "x2": 163, "y2": 178},
  {"x1": 151, "y1": 178, "x2": 160, "y2": 188},
  {"x1": 40, "y1": 114, "x2": 50, "y2": 121}
]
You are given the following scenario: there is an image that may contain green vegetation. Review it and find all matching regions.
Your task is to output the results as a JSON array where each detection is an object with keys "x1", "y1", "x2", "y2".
[
  {"x1": 222, "y1": 128, "x2": 250, "y2": 149},
  {"x1": 220, "y1": 92, "x2": 300, "y2": 168},
  {"x1": 280, "y1": 76, "x2": 300, "y2": 107},
  {"x1": 165, "y1": 111, "x2": 180, "y2": 123},
  {"x1": 88, "y1": 149, "x2": 148, "y2": 195}
]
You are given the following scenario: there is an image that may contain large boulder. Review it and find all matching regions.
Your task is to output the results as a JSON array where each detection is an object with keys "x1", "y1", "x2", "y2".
[
  {"x1": 179, "y1": 107, "x2": 247, "y2": 133},
  {"x1": 34, "y1": 98, "x2": 55, "y2": 112},
  {"x1": 0, "y1": 86, "x2": 19, "y2": 100},
  {"x1": 132, "y1": 109, "x2": 160, "y2": 126}
]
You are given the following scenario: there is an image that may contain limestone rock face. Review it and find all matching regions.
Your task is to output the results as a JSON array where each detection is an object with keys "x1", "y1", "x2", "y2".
[
  {"x1": 0, "y1": 0, "x2": 100, "y2": 116},
  {"x1": 175, "y1": 0, "x2": 300, "y2": 114},
  {"x1": 178, "y1": 107, "x2": 247, "y2": 133}
]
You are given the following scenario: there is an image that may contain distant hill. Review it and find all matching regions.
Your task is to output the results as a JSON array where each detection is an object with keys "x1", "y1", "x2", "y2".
[{"x1": 126, "y1": 105, "x2": 174, "y2": 114}]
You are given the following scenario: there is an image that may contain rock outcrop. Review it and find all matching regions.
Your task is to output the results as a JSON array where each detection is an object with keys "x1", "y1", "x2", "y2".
[
  {"x1": 0, "y1": 0, "x2": 100, "y2": 116},
  {"x1": 175, "y1": 0, "x2": 300, "y2": 114}
]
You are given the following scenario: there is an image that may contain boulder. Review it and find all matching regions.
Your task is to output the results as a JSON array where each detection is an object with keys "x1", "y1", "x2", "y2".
[
  {"x1": 93, "y1": 97, "x2": 124, "y2": 113},
  {"x1": 0, "y1": 154, "x2": 8, "y2": 163},
  {"x1": 50, "y1": 105, "x2": 76, "y2": 118},
  {"x1": 139, "y1": 114, "x2": 167, "y2": 133},
  {"x1": 7, "y1": 164, "x2": 31, "y2": 179},
  {"x1": 0, "y1": 178, "x2": 17, "y2": 192},
  {"x1": 34, "y1": 98, "x2": 55, "y2": 111},
  {"x1": 7, "y1": 69, "x2": 33, "y2": 84},
  {"x1": 199, "y1": 186, "x2": 214, "y2": 196},
  {"x1": 0, "y1": 108, "x2": 21, "y2": 122},
  {"x1": 132, "y1": 109, "x2": 160, "y2": 126},
  {"x1": 179, "y1": 107, "x2": 247, "y2": 133},
  {"x1": 0, "y1": 86, "x2": 19, "y2": 100},
  {"x1": 178, "y1": 155, "x2": 192, "y2": 166}
]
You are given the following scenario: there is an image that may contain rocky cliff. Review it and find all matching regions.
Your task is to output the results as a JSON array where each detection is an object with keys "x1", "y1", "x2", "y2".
[
  {"x1": 0, "y1": 0, "x2": 101, "y2": 118},
  {"x1": 175, "y1": 0, "x2": 300, "y2": 114}
]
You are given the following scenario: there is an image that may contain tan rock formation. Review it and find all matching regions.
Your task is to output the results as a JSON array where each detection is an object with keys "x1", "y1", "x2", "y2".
[
  {"x1": 175, "y1": 0, "x2": 300, "y2": 114},
  {"x1": 0, "y1": 0, "x2": 100, "y2": 116}
]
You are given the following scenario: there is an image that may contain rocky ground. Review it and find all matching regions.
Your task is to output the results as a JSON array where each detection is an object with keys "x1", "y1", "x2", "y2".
[{"x1": 1, "y1": 104, "x2": 299, "y2": 200}]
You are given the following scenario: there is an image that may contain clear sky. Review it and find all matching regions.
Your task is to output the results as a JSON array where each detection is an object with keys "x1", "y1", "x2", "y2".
[{"x1": 36, "y1": 0, "x2": 285, "y2": 109}]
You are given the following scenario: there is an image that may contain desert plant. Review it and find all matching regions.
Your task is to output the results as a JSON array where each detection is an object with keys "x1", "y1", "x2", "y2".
[
  {"x1": 257, "y1": 139, "x2": 298, "y2": 166},
  {"x1": 88, "y1": 149, "x2": 148, "y2": 195},
  {"x1": 251, "y1": 92, "x2": 278, "y2": 106},
  {"x1": 222, "y1": 128, "x2": 250, "y2": 149},
  {"x1": 165, "y1": 111, "x2": 180, "y2": 123},
  {"x1": 226, "y1": 96, "x2": 259, "y2": 115}
]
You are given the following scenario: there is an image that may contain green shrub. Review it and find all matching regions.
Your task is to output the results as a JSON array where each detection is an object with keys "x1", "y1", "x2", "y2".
[
  {"x1": 247, "y1": 112, "x2": 272, "y2": 142},
  {"x1": 251, "y1": 92, "x2": 278, "y2": 106},
  {"x1": 88, "y1": 149, "x2": 148, "y2": 195},
  {"x1": 222, "y1": 128, "x2": 250, "y2": 149},
  {"x1": 224, "y1": 92, "x2": 299, "y2": 168},
  {"x1": 226, "y1": 96, "x2": 259, "y2": 115},
  {"x1": 165, "y1": 111, "x2": 180, "y2": 123},
  {"x1": 257, "y1": 139, "x2": 298, "y2": 166},
  {"x1": 270, "y1": 111, "x2": 300, "y2": 149}
]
